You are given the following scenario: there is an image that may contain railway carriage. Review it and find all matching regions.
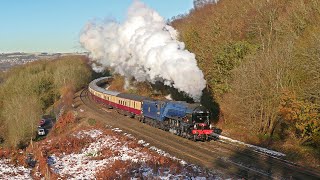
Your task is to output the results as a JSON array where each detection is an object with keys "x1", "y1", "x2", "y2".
[
  {"x1": 114, "y1": 93, "x2": 148, "y2": 118},
  {"x1": 88, "y1": 77, "x2": 120, "y2": 108}
]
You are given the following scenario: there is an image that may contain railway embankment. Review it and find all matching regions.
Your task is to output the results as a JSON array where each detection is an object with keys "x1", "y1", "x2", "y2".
[
  {"x1": 0, "y1": 101, "x2": 221, "y2": 179},
  {"x1": 78, "y1": 88, "x2": 320, "y2": 179}
]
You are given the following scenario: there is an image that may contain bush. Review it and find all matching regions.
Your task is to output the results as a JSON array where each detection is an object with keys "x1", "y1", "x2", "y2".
[
  {"x1": 87, "y1": 118, "x2": 96, "y2": 126},
  {"x1": 279, "y1": 91, "x2": 320, "y2": 147}
]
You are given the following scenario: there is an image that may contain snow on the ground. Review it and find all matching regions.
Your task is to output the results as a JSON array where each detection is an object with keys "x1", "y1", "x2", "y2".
[
  {"x1": 138, "y1": 139, "x2": 150, "y2": 147},
  {"x1": 218, "y1": 135, "x2": 286, "y2": 157},
  {"x1": 123, "y1": 132, "x2": 135, "y2": 139},
  {"x1": 149, "y1": 146, "x2": 188, "y2": 166},
  {"x1": 111, "y1": 127, "x2": 123, "y2": 132},
  {"x1": 0, "y1": 127, "x2": 222, "y2": 179},
  {"x1": 50, "y1": 129, "x2": 151, "y2": 179},
  {"x1": 48, "y1": 128, "x2": 221, "y2": 179},
  {"x1": 73, "y1": 129, "x2": 103, "y2": 139},
  {"x1": 0, "y1": 159, "x2": 32, "y2": 180}
]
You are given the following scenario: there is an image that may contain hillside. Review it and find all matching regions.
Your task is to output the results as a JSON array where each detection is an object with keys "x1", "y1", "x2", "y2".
[
  {"x1": 0, "y1": 56, "x2": 92, "y2": 149},
  {"x1": 0, "y1": 103, "x2": 219, "y2": 179},
  {"x1": 171, "y1": 0, "x2": 319, "y2": 166}
]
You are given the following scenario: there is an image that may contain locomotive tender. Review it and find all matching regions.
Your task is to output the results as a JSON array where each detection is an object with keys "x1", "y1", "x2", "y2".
[{"x1": 88, "y1": 77, "x2": 214, "y2": 141}]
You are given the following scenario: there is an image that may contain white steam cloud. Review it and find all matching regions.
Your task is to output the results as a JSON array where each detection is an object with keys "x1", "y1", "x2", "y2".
[{"x1": 80, "y1": 0, "x2": 206, "y2": 101}]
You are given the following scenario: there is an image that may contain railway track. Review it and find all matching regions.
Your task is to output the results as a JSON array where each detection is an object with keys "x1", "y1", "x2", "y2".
[{"x1": 78, "y1": 88, "x2": 320, "y2": 179}]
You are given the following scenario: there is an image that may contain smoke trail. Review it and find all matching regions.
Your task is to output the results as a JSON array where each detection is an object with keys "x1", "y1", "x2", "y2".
[{"x1": 80, "y1": 0, "x2": 206, "y2": 101}]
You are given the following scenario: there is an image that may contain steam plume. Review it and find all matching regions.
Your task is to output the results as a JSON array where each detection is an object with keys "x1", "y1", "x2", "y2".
[{"x1": 80, "y1": 0, "x2": 206, "y2": 101}]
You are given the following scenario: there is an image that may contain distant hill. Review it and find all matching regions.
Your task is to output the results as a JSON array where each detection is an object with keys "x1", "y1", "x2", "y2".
[{"x1": 0, "y1": 52, "x2": 88, "y2": 72}]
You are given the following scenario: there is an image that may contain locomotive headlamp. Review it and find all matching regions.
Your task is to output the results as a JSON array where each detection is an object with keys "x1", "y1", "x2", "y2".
[
  {"x1": 194, "y1": 124, "x2": 197, "y2": 129},
  {"x1": 209, "y1": 124, "x2": 213, "y2": 129}
]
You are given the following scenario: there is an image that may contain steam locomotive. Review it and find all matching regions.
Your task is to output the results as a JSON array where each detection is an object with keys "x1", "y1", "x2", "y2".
[{"x1": 88, "y1": 77, "x2": 214, "y2": 141}]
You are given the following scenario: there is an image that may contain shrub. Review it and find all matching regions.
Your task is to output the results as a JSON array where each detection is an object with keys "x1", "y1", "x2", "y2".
[
  {"x1": 279, "y1": 91, "x2": 320, "y2": 147},
  {"x1": 87, "y1": 118, "x2": 96, "y2": 126}
]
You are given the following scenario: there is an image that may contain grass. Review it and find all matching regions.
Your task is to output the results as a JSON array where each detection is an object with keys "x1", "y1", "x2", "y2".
[{"x1": 88, "y1": 118, "x2": 97, "y2": 126}]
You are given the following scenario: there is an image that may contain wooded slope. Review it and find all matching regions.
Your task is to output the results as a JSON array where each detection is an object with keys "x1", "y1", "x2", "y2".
[{"x1": 172, "y1": 0, "x2": 320, "y2": 150}]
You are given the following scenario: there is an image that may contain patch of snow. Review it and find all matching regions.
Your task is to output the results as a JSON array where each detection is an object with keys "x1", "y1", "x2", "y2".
[
  {"x1": 45, "y1": 128, "x2": 222, "y2": 179},
  {"x1": 105, "y1": 125, "x2": 113, "y2": 128},
  {"x1": 73, "y1": 129, "x2": 103, "y2": 139},
  {"x1": 125, "y1": 133, "x2": 135, "y2": 139},
  {"x1": 180, "y1": 160, "x2": 187, "y2": 166},
  {"x1": 138, "y1": 140, "x2": 149, "y2": 147},
  {"x1": 51, "y1": 130, "x2": 151, "y2": 179},
  {"x1": 218, "y1": 135, "x2": 286, "y2": 157},
  {"x1": 0, "y1": 159, "x2": 32, "y2": 180},
  {"x1": 112, "y1": 127, "x2": 123, "y2": 132},
  {"x1": 149, "y1": 146, "x2": 187, "y2": 166}
]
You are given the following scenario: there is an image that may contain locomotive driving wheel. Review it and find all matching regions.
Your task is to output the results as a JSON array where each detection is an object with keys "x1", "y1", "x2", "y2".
[
  {"x1": 176, "y1": 129, "x2": 181, "y2": 136},
  {"x1": 193, "y1": 134, "x2": 197, "y2": 141},
  {"x1": 139, "y1": 116, "x2": 145, "y2": 123}
]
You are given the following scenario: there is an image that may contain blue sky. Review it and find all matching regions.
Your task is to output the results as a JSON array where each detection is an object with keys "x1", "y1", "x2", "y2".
[{"x1": 0, "y1": 0, "x2": 193, "y2": 53}]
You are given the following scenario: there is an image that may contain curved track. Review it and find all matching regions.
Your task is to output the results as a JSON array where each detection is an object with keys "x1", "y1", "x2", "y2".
[{"x1": 79, "y1": 88, "x2": 320, "y2": 179}]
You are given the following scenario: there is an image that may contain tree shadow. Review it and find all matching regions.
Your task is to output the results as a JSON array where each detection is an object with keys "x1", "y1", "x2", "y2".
[
  {"x1": 201, "y1": 87, "x2": 220, "y2": 124},
  {"x1": 148, "y1": 81, "x2": 192, "y2": 102},
  {"x1": 212, "y1": 144, "x2": 320, "y2": 179},
  {"x1": 91, "y1": 68, "x2": 112, "y2": 80}
]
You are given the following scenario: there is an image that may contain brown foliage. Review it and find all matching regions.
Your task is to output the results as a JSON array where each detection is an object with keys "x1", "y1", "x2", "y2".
[
  {"x1": 108, "y1": 74, "x2": 125, "y2": 92},
  {"x1": 9, "y1": 150, "x2": 26, "y2": 166},
  {"x1": 170, "y1": 1, "x2": 320, "y2": 167},
  {"x1": 96, "y1": 160, "x2": 130, "y2": 179},
  {"x1": 51, "y1": 111, "x2": 77, "y2": 135},
  {"x1": 60, "y1": 85, "x2": 76, "y2": 108},
  {"x1": 279, "y1": 91, "x2": 320, "y2": 147},
  {"x1": 0, "y1": 148, "x2": 10, "y2": 158},
  {"x1": 47, "y1": 136, "x2": 91, "y2": 156},
  {"x1": 108, "y1": 74, "x2": 157, "y2": 98}
]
